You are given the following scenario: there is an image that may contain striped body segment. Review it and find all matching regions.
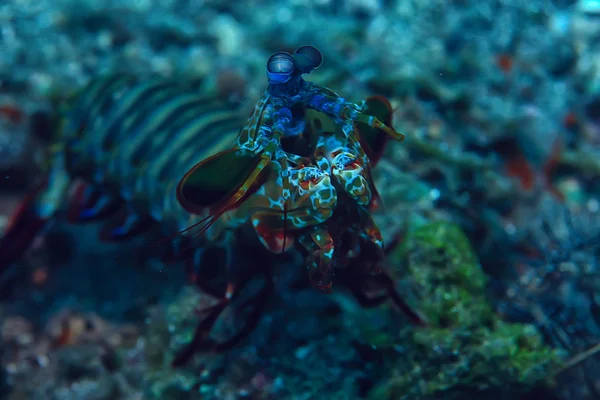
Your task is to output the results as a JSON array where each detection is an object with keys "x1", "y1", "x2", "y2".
[{"x1": 56, "y1": 74, "x2": 247, "y2": 236}]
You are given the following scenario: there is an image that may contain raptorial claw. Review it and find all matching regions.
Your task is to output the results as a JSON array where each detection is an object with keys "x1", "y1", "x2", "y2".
[{"x1": 354, "y1": 113, "x2": 405, "y2": 143}]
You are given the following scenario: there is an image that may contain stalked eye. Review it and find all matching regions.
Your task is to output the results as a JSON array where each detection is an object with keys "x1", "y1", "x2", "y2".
[
  {"x1": 266, "y1": 52, "x2": 295, "y2": 84},
  {"x1": 293, "y1": 45, "x2": 323, "y2": 74}
]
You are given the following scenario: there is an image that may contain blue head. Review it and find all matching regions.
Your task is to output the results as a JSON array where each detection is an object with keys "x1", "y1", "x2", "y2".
[{"x1": 266, "y1": 45, "x2": 323, "y2": 86}]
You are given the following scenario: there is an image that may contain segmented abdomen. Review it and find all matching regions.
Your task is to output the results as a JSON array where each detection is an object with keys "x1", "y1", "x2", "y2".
[{"x1": 59, "y1": 74, "x2": 247, "y2": 230}]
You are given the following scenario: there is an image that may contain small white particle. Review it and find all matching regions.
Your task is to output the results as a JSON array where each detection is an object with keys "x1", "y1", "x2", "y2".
[{"x1": 505, "y1": 223, "x2": 516, "y2": 235}]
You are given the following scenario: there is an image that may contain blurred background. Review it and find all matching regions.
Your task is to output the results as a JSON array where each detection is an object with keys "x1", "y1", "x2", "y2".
[{"x1": 0, "y1": 0, "x2": 599, "y2": 399}]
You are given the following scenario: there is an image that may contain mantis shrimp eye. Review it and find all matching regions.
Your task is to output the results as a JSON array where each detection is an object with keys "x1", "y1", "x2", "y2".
[
  {"x1": 266, "y1": 51, "x2": 296, "y2": 84},
  {"x1": 293, "y1": 45, "x2": 323, "y2": 74}
]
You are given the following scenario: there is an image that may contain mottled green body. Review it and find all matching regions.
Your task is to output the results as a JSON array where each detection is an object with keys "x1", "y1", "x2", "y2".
[
  {"x1": 368, "y1": 222, "x2": 562, "y2": 399},
  {"x1": 0, "y1": 47, "x2": 424, "y2": 368}
]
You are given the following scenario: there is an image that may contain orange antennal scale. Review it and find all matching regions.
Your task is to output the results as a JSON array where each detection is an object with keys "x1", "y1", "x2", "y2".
[
  {"x1": 177, "y1": 148, "x2": 264, "y2": 214},
  {"x1": 142, "y1": 147, "x2": 272, "y2": 271},
  {"x1": 176, "y1": 147, "x2": 272, "y2": 234}
]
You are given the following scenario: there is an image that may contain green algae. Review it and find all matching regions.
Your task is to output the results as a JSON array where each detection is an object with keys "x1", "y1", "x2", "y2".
[{"x1": 368, "y1": 221, "x2": 564, "y2": 399}]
